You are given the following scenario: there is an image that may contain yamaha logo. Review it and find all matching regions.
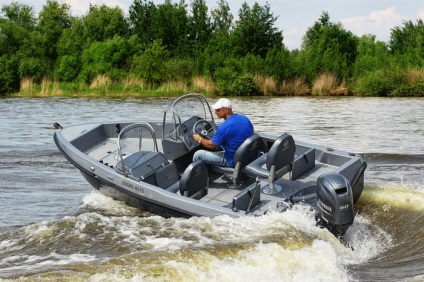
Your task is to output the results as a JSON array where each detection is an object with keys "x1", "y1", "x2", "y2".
[{"x1": 317, "y1": 198, "x2": 332, "y2": 212}]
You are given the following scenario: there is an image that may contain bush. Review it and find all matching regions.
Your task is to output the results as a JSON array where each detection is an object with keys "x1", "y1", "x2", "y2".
[
  {"x1": 0, "y1": 55, "x2": 20, "y2": 95},
  {"x1": 213, "y1": 67, "x2": 237, "y2": 95},
  {"x1": 390, "y1": 83, "x2": 424, "y2": 97},
  {"x1": 55, "y1": 55, "x2": 80, "y2": 81},
  {"x1": 79, "y1": 36, "x2": 129, "y2": 83},
  {"x1": 230, "y1": 76, "x2": 263, "y2": 96},
  {"x1": 353, "y1": 69, "x2": 394, "y2": 96},
  {"x1": 164, "y1": 58, "x2": 194, "y2": 83}
]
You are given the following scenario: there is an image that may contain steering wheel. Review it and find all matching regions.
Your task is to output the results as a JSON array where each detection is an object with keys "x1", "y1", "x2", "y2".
[{"x1": 193, "y1": 120, "x2": 216, "y2": 139}]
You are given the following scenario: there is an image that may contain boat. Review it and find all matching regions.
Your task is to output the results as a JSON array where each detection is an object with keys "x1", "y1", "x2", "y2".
[{"x1": 53, "y1": 93, "x2": 367, "y2": 238}]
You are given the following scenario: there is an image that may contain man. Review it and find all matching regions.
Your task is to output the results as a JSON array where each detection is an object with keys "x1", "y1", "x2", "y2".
[{"x1": 192, "y1": 98, "x2": 253, "y2": 167}]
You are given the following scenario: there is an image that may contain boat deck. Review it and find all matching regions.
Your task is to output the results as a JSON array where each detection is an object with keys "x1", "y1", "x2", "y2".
[{"x1": 83, "y1": 136, "x2": 338, "y2": 212}]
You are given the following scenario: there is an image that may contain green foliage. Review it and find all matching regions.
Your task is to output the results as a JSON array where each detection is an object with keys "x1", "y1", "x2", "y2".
[
  {"x1": 0, "y1": 55, "x2": 20, "y2": 94},
  {"x1": 263, "y1": 47, "x2": 294, "y2": 81},
  {"x1": 1, "y1": 2, "x2": 36, "y2": 30},
  {"x1": 213, "y1": 66, "x2": 237, "y2": 95},
  {"x1": 231, "y1": 2, "x2": 283, "y2": 58},
  {"x1": 214, "y1": 66, "x2": 261, "y2": 96},
  {"x1": 163, "y1": 58, "x2": 194, "y2": 83},
  {"x1": 299, "y1": 12, "x2": 358, "y2": 83},
  {"x1": 203, "y1": 45, "x2": 226, "y2": 77},
  {"x1": 1, "y1": 1, "x2": 424, "y2": 97},
  {"x1": 240, "y1": 53, "x2": 265, "y2": 75},
  {"x1": 152, "y1": 0, "x2": 190, "y2": 57},
  {"x1": 389, "y1": 19, "x2": 424, "y2": 68},
  {"x1": 390, "y1": 83, "x2": 424, "y2": 97},
  {"x1": 210, "y1": 0, "x2": 233, "y2": 36},
  {"x1": 0, "y1": 18, "x2": 31, "y2": 56},
  {"x1": 188, "y1": 0, "x2": 211, "y2": 53},
  {"x1": 18, "y1": 56, "x2": 47, "y2": 81},
  {"x1": 79, "y1": 36, "x2": 129, "y2": 82},
  {"x1": 57, "y1": 18, "x2": 87, "y2": 57},
  {"x1": 230, "y1": 75, "x2": 262, "y2": 96},
  {"x1": 129, "y1": 0, "x2": 157, "y2": 45},
  {"x1": 130, "y1": 40, "x2": 169, "y2": 85},
  {"x1": 55, "y1": 55, "x2": 79, "y2": 81},
  {"x1": 353, "y1": 70, "x2": 391, "y2": 96},
  {"x1": 37, "y1": 0, "x2": 72, "y2": 68},
  {"x1": 353, "y1": 35, "x2": 390, "y2": 78},
  {"x1": 83, "y1": 4, "x2": 129, "y2": 43},
  {"x1": 353, "y1": 66, "x2": 406, "y2": 96}
]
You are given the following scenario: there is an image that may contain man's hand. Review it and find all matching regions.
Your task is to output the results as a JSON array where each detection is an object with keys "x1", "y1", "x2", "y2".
[{"x1": 193, "y1": 134, "x2": 201, "y2": 143}]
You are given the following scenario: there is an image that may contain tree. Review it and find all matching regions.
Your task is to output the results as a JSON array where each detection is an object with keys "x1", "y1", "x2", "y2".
[
  {"x1": 37, "y1": 0, "x2": 72, "y2": 73},
  {"x1": 79, "y1": 36, "x2": 129, "y2": 82},
  {"x1": 128, "y1": 0, "x2": 157, "y2": 45},
  {"x1": 353, "y1": 35, "x2": 390, "y2": 78},
  {"x1": 153, "y1": 0, "x2": 189, "y2": 57},
  {"x1": 188, "y1": 0, "x2": 212, "y2": 53},
  {"x1": 299, "y1": 11, "x2": 358, "y2": 83},
  {"x1": 0, "y1": 5, "x2": 35, "y2": 93},
  {"x1": 389, "y1": 19, "x2": 424, "y2": 67},
  {"x1": 1, "y1": 2, "x2": 36, "y2": 30},
  {"x1": 130, "y1": 39, "x2": 169, "y2": 86},
  {"x1": 231, "y1": 2, "x2": 283, "y2": 58},
  {"x1": 55, "y1": 18, "x2": 87, "y2": 81},
  {"x1": 263, "y1": 47, "x2": 293, "y2": 81},
  {"x1": 0, "y1": 18, "x2": 29, "y2": 56},
  {"x1": 210, "y1": 0, "x2": 233, "y2": 36},
  {"x1": 83, "y1": 4, "x2": 129, "y2": 43},
  {"x1": 202, "y1": 0, "x2": 233, "y2": 76}
]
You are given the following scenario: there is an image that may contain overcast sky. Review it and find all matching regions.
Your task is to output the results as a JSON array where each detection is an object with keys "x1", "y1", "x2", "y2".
[{"x1": 1, "y1": 0, "x2": 424, "y2": 50}]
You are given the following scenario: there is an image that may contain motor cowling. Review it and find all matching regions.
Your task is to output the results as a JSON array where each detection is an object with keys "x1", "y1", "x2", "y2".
[{"x1": 315, "y1": 172, "x2": 355, "y2": 238}]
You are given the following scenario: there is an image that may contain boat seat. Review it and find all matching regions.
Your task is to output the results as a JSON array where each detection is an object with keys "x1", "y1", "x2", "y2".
[
  {"x1": 210, "y1": 133, "x2": 266, "y2": 188},
  {"x1": 165, "y1": 160, "x2": 209, "y2": 199},
  {"x1": 117, "y1": 151, "x2": 169, "y2": 183},
  {"x1": 245, "y1": 133, "x2": 296, "y2": 194},
  {"x1": 155, "y1": 163, "x2": 180, "y2": 189}
]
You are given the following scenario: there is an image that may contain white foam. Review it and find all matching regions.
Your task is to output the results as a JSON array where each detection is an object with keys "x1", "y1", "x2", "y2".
[{"x1": 0, "y1": 190, "x2": 396, "y2": 281}]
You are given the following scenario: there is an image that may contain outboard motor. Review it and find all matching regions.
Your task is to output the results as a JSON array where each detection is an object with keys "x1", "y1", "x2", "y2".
[{"x1": 315, "y1": 172, "x2": 354, "y2": 238}]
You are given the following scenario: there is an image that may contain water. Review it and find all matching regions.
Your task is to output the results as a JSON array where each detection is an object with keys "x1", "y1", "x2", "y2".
[{"x1": 0, "y1": 97, "x2": 423, "y2": 281}]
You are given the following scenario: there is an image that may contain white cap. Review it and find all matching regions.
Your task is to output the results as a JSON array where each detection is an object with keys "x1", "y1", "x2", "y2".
[{"x1": 211, "y1": 98, "x2": 232, "y2": 110}]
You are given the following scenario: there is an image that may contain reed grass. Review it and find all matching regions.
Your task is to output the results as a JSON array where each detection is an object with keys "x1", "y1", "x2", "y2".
[
  {"x1": 312, "y1": 73, "x2": 337, "y2": 96},
  {"x1": 20, "y1": 77, "x2": 34, "y2": 96},
  {"x1": 191, "y1": 76, "x2": 216, "y2": 94},
  {"x1": 157, "y1": 80, "x2": 189, "y2": 94},
  {"x1": 406, "y1": 67, "x2": 424, "y2": 83},
  {"x1": 122, "y1": 75, "x2": 147, "y2": 91},
  {"x1": 89, "y1": 74, "x2": 112, "y2": 92},
  {"x1": 278, "y1": 78, "x2": 310, "y2": 96},
  {"x1": 254, "y1": 75, "x2": 277, "y2": 96},
  {"x1": 39, "y1": 77, "x2": 63, "y2": 97}
]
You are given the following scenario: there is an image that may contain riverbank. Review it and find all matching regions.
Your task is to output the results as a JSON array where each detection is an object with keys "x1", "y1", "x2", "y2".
[{"x1": 6, "y1": 73, "x2": 424, "y2": 98}]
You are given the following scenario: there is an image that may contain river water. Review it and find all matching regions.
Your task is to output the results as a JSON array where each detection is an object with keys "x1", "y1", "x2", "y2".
[{"x1": 0, "y1": 96, "x2": 423, "y2": 281}]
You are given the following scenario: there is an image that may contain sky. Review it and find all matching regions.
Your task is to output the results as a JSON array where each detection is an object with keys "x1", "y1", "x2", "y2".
[{"x1": 1, "y1": 0, "x2": 424, "y2": 50}]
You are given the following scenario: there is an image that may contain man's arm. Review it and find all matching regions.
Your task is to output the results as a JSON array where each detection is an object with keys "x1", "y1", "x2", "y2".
[{"x1": 193, "y1": 134, "x2": 217, "y2": 150}]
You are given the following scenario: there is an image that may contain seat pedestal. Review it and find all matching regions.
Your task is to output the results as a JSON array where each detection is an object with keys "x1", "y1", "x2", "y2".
[{"x1": 262, "y1": 183, "x2": 282, "y2": 194}]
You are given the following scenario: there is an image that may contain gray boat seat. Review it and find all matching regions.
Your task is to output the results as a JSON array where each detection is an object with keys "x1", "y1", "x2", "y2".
[
  {"x1": 245, "y1": 133, "x2": 296, "y2": 194},
  {"x1": 117, "y1": 151, "x2": 169, "y2": 182},
  {"x1": 165, "y1": 160, "x2": 209, "y2": 199},
  {"x1": 210, "y1": 133, "x2": 266, "y2": 188}
]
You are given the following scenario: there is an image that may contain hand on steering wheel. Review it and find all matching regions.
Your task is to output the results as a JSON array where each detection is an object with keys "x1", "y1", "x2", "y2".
[{"x1": 193, "y1": 120, "x2": 216, "y2": 139}]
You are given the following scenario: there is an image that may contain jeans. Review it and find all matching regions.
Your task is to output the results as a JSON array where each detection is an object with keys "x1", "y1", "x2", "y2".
[{"x1": 193, "y1": 150, "x2": 232, "y2": 167}]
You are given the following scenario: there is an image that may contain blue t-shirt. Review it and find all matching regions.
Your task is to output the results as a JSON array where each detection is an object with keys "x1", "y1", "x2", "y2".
[{"x1": 211, "y1": 113, "x2": 253, "y2": 166}]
